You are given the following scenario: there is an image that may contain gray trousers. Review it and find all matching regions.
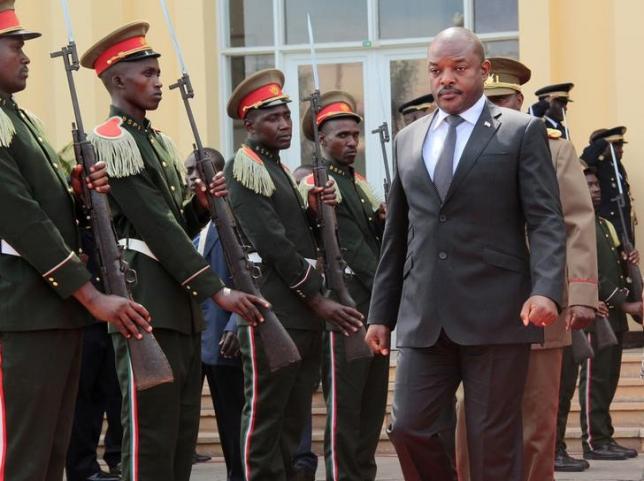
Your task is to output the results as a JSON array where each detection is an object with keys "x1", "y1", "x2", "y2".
[{"x1": 388, "y1": 331, "x2": 530, "y2": 481}]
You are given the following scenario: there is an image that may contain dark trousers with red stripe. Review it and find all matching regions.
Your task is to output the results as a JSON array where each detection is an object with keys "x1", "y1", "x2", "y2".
[
  {"x1": 322, "y1": 330, "x2": 389, "y2": 481},
  {"x1": 579, "y1": 331, "x2": 624, "y2": 451},
  {"x1": 113, "y1": 328, "x2": 202, "y2": 481},
  {"x1": 238, "y1": 326, "x2": 322, "y2": 481},
  {"x1": 0, "y1": 328, "x2": 83, "y2": 481}
]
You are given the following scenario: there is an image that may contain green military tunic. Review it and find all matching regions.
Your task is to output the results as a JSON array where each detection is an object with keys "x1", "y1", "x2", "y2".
[
  {"x1": 0, "y1": 95, "x2": 92, "y2": 480},
  {"x1": 579, "y1": 216, "x2": 628, "y2": 452},
  {"x1": 225, "y1": 140, "x2": 324, "y2": 481},
  {"x1": 90, "y1": 106, "x2": 224, "y2": 481},
  {"x1": 301, "y1": 159, "x2": 389, "y2": 481}
]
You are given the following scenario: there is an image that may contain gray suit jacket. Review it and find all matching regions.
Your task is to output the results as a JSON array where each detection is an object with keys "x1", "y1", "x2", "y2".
[{"x1": 368, "y1": 100, "x2": 565, "y2": 347}]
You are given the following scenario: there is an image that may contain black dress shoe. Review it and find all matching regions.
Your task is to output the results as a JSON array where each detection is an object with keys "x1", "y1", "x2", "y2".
[
  {"x1": 606, "y1": 440, "x2": 638, "y2": 458},
  {"x1": 87, "y1": 471, "x2": 121, "y2": 481},
  {"x1": 554, "y1": 448, "x2": 590, "y2": 472},
  {"x1": 192, "y1": 452, "x2": 212, "y2": 464},
  {"x1": 583, "y1": 444, "x2": 628, "y2": 460}
]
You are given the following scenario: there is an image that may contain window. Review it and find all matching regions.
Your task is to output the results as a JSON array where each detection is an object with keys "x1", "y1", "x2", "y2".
[
  {"x1": 219, "y1": 0, "x2": 520, "y2": 174},
  {"x1": 285, "y1": 0, "x2": 368, "y2": 44},
  {"x1": 379, "y1": 0, "x2": 464, "y2": 39}
]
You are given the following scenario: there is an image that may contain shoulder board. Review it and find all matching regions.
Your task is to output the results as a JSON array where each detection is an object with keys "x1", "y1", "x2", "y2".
[
  {"x1": 0, "y1": 108, "x2": 16, "y2": 148},
  {"x1": 88, "y1": 116, "x2": 144, "y2": 178},
  {"x1": 297, "y1": 173, "x2": 342, "y2": 207},
  {"x1": 156, "y1": 131, "x2": 186, "y2": 177},
  {"x1": 232, "y1": 144, "x2": 275, "y2": 197},
  {"x1": 547, "y1": 128, "x2": 562, "y2": 140},
  {"x1": 355, "y1": 174, "x2": 382, "y2": 211}
]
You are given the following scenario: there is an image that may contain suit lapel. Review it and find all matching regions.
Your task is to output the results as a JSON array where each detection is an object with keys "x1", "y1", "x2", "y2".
[
  {"x1": 411, "y1": 112, "x2": 441, "y2": 201},
  {"x1": 444, "y1": 100, "x2": 502, "y2": 203}
]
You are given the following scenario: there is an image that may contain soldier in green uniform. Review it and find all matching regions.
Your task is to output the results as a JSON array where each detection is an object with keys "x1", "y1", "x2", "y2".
[
  {"x1": 0, "y1": 3, "x2": 152, "y2": 480},
  {"x1": 579, "y1": 167, "x2": 640, "y2": 460},
  {"x1": 224, "y1": 69, "x2": 364, "y2": 481},
  {"x1": 580, "y1": 127, "x2": 635, "y2": 245},
  {"x1": 299, "y1": 91, "x2": 389, "y2": 481},
  {"x1": 80, "y1": 22, "x2": 269, "y2": 481}
]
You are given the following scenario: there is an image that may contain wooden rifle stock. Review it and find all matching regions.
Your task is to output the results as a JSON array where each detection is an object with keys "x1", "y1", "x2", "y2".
[
  {"x1": 52, "y1": 40, "x2": 173, "y2": 391},
  {"x1": 571, "y1": 329, "x2": 594, "y2": 363}
]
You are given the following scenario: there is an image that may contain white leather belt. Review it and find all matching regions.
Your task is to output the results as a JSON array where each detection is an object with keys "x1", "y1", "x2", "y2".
[
  {"x1": 0, "y1": 240, "x2": 20, "y2": 257},
  {"x1": 118, "y1": 239, "x2": 158, "y2": 261},
  {"x1": 247, "y1": 252, "x2": 355, "y2": 275}
]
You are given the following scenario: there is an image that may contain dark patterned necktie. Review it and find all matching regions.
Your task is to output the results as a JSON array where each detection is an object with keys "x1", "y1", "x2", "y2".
[{"x1": 433, "y1": 114, "x2": 464, "y2": 200}]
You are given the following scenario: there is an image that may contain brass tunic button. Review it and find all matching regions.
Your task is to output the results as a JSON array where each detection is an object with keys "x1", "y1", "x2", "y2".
[{"x1": 170, "y1": 186, "x2": 176, "y2": 192}]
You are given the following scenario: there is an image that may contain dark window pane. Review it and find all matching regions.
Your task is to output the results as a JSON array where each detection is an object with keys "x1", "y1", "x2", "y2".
[
  {"x1": 390, "y1": 58, "x2": 433, "y2": 136},
  {"x1": 228, "y1": 0, "x2": 274, "y2": 47},
  {"x1": 285, "y1": 0, "x2": 368, "y2": 44},
  {"x1": 297, "y1": 63, "x2": 366, "y2": 176},
  {"x1": 474, "y1": 0, "x2": 518, "y2": 33},
  {"x1": 230, "y1": 55, "x2": 275, "y2": 149},
  {"x1": 379, "y1": 0, "x2": 464, "y2": 40},
  {"x1": 484, "y1": 39, "x2": 519, "y2": 59}
]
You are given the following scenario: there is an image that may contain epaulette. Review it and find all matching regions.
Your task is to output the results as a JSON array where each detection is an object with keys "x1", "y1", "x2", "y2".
[
  {"x1": 88, "y1": 116, "x2": 144, "y2": 178},
  {"x1": 355, "y1": 173, "x2": 382, "y2": 211},
  {"x1": 156, "y1": 131, "x2": 186, "y2": 178},
  {"x1": 0, "y1": 108, "x2": 16, "y2": 148},
  {"x1": 601, "y1": 217, "x2": 621, "y2": 249},
  {"x1": 232, "y1": 144, "x2": 276, "y2": 197},
  {"x1": 297, "y1": 173, "x2": 342, "y2": 207},
  {"x1": 547, "y1": 128, "x2": 563, "y2": 140},
  {"x1": 23, "y1": 109, "x2": 47, "y2": 137}
]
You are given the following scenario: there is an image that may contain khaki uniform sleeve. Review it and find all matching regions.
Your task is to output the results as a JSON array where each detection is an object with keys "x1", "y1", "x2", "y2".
[
  {"x1": 0, "y1": 149, "x2": 90, "y2": 298},
  {"x1": 554, "y1": 140, "x2": 599, "y2": 308}
]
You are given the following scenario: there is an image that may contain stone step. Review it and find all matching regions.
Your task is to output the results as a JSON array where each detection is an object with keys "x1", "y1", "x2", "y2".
[{"x1": 566, "y1": 401, "x2": 644, "y2": 427}]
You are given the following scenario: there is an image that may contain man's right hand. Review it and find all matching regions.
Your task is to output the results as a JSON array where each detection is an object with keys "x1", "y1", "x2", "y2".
[
  {"x1": 366, "y1": 324, "x2": 391, "y2": 356},
  {"x1": 622, "y1": 301, "x2": 643, "y2": 317},
  {"x1": 74, "y1": 283, "x2": 151, "y2": 339},
  {"x1": 565, "y1": 305, "x2": 596, "y2": 330},
  {"x1": 213, "y1": 288, "x2": 270, "y2": 327},
  {"x1": 306, "y1": 295, "x2": 364, "y2": 336}
]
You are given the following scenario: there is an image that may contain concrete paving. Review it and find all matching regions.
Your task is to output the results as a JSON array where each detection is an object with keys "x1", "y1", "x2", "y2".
[{"x1": 189, "y1": 454, "x2": 644, "y2": 480}]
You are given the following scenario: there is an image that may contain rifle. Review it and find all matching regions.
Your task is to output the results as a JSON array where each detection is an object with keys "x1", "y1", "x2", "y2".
[
  {"x1": 306, "y1": 15, "x2": 372, "y2": 361},
  {"x1": 608, "y1": 142, "x2": 643, "y2": 323},
  {"x1": 371, "y1": 122, "x2": 391, "y2": 201},
  {"x1": 51, "y1": 0, "x2": 173, "y2": 391},
  {"x1": 571, "y1": 329, "x2": 594, "y2": 364},
  {"x1": 160, "y1": 0, "x2": 301, "y2": 371}
]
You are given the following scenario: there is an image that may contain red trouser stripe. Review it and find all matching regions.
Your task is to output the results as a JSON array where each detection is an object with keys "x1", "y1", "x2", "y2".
[
  {"x1": 330, "y1": 332, "x2": 339, "y2": 481},
  {"x1": 128, "y1": 358, "x2": 139, "y2": 481},
  {"x1": 243, "y1": 327, "x2": 259, "y2": 481},
  {"x1": 0, "y1": 347, "x2": 6, "y2": 481}
]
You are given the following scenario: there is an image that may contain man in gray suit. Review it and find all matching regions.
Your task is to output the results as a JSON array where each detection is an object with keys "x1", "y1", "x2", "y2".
[{"x1": 365, "y1": 28, "x2": 566, "y2": 481}]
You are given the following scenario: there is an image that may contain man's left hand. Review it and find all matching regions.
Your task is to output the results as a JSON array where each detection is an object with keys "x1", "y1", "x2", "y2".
[
  {"x1": 565, "y1": 305, "x2": 596, "y2": 330},
  {"x1": 626, "y1": 249, "x2": 639, "y2": 265},
  {"x1": 219, "y1": 331, "x2": 240, "y2": 358},
  {"x1": 71, "y1": 161, "x2": 111, "y2": 196},
  {"x1": 520, "y1": 295, "x2": 558, "y2": 327}
]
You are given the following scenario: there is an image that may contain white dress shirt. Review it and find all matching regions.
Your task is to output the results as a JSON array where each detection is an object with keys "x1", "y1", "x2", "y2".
[{"x1": 422, "y1": 95, "x2": 486, "y2": 180}]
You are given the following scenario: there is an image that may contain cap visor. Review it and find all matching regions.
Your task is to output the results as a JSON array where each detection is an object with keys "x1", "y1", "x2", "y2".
[{"x1": 2, "y1": 29, "x2": 41, "y2": 40}]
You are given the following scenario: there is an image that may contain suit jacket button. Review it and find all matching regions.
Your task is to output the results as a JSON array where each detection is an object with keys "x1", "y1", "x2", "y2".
[
  {"x1": 439, "y1": 214, "x2": 447, "y2": 222},
  {"x1": 438, "y1": 252, "x2": 448, "y2": 260}
]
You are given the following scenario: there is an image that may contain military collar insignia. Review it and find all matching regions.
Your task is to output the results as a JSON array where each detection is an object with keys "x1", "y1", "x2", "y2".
[
  {"x1": 108, "y1": 105, "x2": 152, "y2": 133},
  {"x1": 247, "y1": 140, "x2": 280, "y2": 162},
  {"x1": 328, "y1": 160, "x2": 354, "y2": 179}
]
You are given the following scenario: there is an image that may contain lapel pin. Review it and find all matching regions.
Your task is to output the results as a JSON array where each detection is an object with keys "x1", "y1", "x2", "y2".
[{"x1": 484, "y1": 121, "x2": 491, "y2": 128}]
